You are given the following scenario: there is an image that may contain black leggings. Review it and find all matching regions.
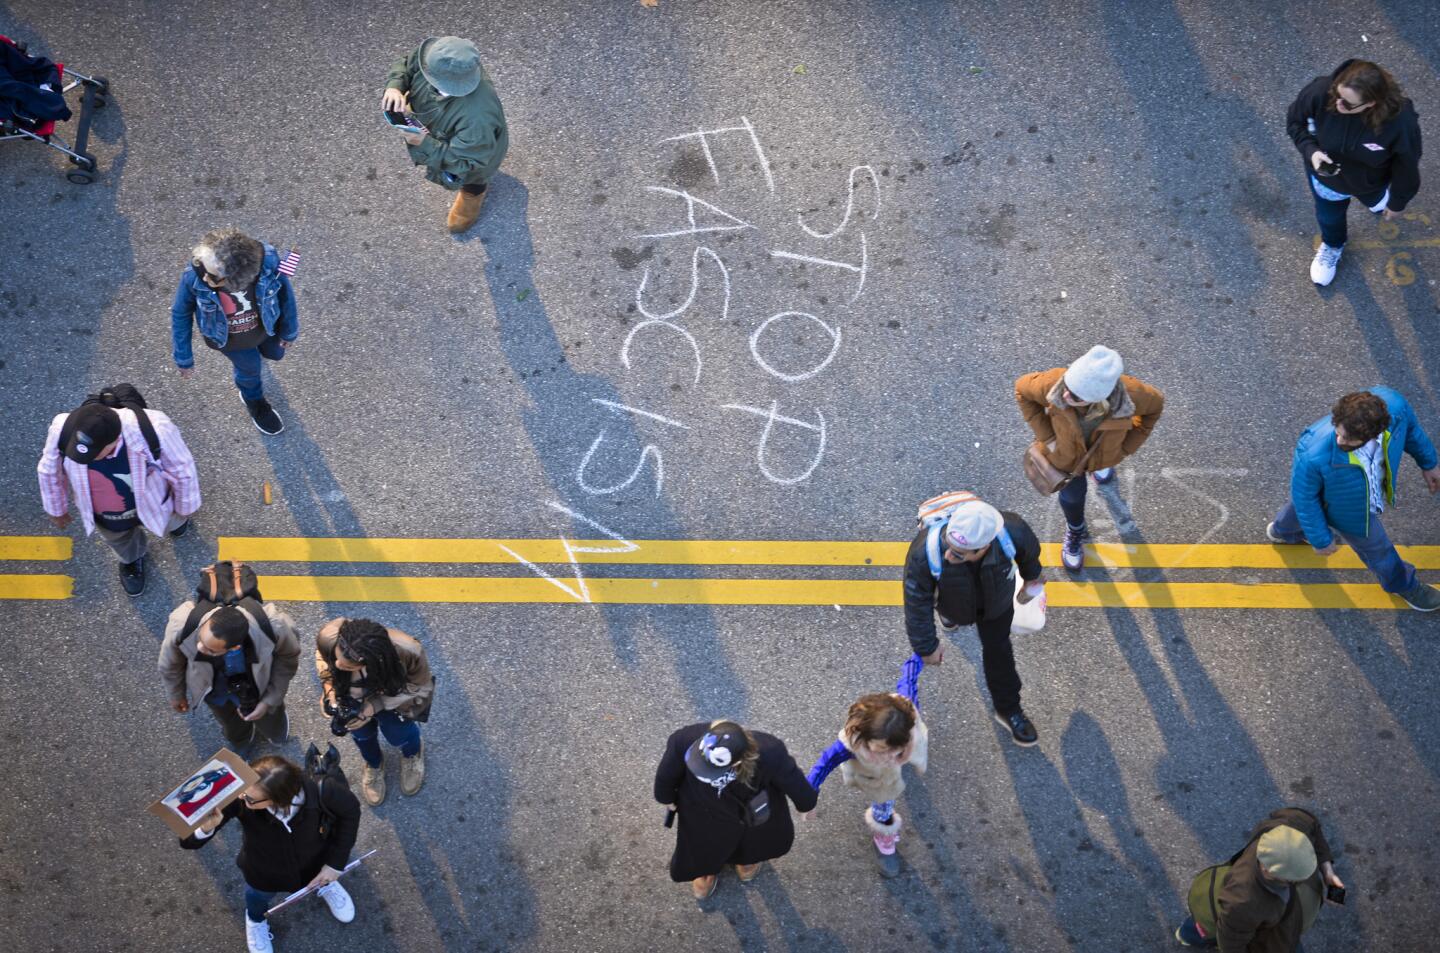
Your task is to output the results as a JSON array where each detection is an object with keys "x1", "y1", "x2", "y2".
[{"x1": 461, "y1": 182, "x2": 487, "y2": 195}]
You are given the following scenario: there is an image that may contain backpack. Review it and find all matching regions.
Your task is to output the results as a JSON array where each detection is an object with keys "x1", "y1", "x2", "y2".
[
  {"x1": 181, "y1": 561, "x2": 275, "y2": 643},
  {"x1": 58, "y1": 383, "x2": 162, "y2": 461},
  {"x1": 304, "y1": 742, "x2": 352, "y2": 841},
  {"x1": 915, "y1": 490, "x2": 1015, "y2": 580}
]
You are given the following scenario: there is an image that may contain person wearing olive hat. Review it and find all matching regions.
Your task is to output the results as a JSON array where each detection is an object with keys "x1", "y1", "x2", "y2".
[
  {"x1": 1015, "y1": 345, "x2": 1165, "y2": 571},
  {"x1": 1175, "y1": 807, "x2": 1345, "y2": 950},
  {"x1": 382, "y1": 36, "x2": 509, "y2": 233},
  {"x1": 654, "y1": 720, "x2": 817, "y2": 900},
  {"x1": 902, "y1": 496, "x2": 1045, "y2": 746},
  {"x1": 37, "y1": 386, "x2": 201, "y2": 596}
]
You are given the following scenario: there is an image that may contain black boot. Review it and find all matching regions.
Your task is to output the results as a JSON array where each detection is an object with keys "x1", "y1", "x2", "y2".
[
  {"x1": 119, "y1": 556, "x2": 146, "y2": 597},
  {"x1": 242, "y1": 395, "x2": 284, "y2": 435}
]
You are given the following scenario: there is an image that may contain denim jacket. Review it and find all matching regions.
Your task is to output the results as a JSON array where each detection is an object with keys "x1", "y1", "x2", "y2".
[{"x1": 170, "y1": 243, "x2": 298, "y2": 368}]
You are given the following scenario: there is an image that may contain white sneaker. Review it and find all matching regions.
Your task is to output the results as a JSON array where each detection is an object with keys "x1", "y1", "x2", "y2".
[
  {"x1": 245, "y1": 915, "x2": 275, "y2": 953},
  {"x1": 316, "y1": 881, "x2": 355, "y2": 923},
  {"x1": 1310, "y1": 243, "x2": 1343, "y2": 285}
]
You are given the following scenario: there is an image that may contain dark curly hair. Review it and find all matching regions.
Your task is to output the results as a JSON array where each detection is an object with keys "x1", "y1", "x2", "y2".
[
  {"x1": 332, "y1": 618, "x2": 407, "y2": 698},
  {"x1": 1327, "y1": 61, "x2": 1406, "y2": 131},
  {"x1": 1331, "y1": 392, "x2": 1390, "y2": 444},
  {"x1": 844, "y1": 693, "x2": 917, "y2": 750}
]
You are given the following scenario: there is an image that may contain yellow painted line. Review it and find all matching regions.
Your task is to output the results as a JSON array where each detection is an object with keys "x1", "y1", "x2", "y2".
[
  {"x1": 0, "y1": 574, "x2": 74, "y2": 600},
  {"x1": 1346, "y1": 237, "x2": 1440, "y2": 250},
  {"x1": 0, "y1": 536, "x2": 72, "y2": 560},
  {"x1": 223, "y1": 537, "x2": 1440, "y2": 570},
  {"x1": 252, "y1": 575, "x2": 1415, "y2": 609}
]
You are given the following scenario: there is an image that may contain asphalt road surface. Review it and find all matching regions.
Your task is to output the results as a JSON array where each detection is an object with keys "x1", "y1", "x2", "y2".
[{"x1": 2, "y1": 1, "x2": 1438, "y2": 951}]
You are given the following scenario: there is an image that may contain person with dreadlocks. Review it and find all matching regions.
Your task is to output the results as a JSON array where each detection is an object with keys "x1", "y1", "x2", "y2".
[{"x1": 315, "y1": 617, "x2": 435, "y2": 805}]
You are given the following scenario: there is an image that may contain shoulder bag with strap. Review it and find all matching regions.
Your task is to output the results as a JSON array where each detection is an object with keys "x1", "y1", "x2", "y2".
[
  {"x1": 180, "y1": 561, "x2": 275, "y2": 643},
  {"x1": 1023, "y1": 432, "x2": 1100, "y2": 496}
]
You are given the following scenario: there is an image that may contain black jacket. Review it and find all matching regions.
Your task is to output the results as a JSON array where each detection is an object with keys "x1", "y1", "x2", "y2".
[
  {"x1": 180, "y1": 777, "x2": 361, "y2": 893},
  {"x1": 1286, "y1": 60, "x2": 1422, "y2": 212},
  {"x1": 653, "y1": 723, "x2": 818, "y2": 883},
  {"x1": 902, "y1": 512, "x2": 1043, "y2": 656},
  {"x1": 0, "y1": 42, "x2": 71, "y2": 124},
  {"x1": 1215, "y1": 807, "x2": 1335, "y2": 953}
]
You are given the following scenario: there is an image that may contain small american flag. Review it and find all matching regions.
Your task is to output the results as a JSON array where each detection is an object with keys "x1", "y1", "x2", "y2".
[{"x1": 277, "y1": 248, "x2": 301, "y2": 277}]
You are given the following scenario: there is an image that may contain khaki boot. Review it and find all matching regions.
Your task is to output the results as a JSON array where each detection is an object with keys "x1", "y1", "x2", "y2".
[
  {"x1": 400, "y1": 740, "x2": 426, "y2": 796},
  {"x1": 447, "y1": 189, "x2": 485, "y2": 233},
  {"x1": 360, "y1": 756, "x2": 386, "y2": 806}
]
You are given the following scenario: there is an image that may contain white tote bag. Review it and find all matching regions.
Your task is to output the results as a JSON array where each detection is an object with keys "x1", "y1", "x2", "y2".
[{"x1": 1010, "y1": 566, "x2": 1047, "y2": 635}]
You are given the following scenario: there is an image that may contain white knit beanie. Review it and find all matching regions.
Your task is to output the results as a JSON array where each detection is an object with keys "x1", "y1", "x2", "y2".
[
  {"x1": 944, "y1": 500, "x2": 1003, "y2": 550},
  {"x1": 1063, "y1": 346, "x2": 1124, "y2": 403}
]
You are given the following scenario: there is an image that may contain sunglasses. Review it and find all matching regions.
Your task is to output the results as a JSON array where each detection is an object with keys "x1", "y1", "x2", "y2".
[
  {"x1": 191, "y1": 260, "x2": 224, "y2": 283},
  {"x1": 1336, "y1": 96, "x2": 1370, "y2": 112}
]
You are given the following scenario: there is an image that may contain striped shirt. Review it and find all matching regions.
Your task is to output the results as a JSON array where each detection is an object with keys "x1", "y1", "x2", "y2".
[
  {"x1": 38, "y1": 408, "x2": 202, "y2": 537},
  {"x1": 1355, "y1": 437, "x2": 1385, "y2": 514}
]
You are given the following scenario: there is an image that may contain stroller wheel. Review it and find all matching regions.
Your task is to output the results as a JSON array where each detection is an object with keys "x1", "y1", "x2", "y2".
[
  {"x1": 69, "y1": 153, "x2": 96, "y2": 171},
  {"x1": 66, "y1": 170, "x2": 94, "y2": 184}
]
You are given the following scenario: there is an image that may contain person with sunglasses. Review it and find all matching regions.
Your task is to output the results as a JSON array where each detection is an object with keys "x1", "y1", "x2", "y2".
[
  {"x1": 182, "y1": 755, "x2": 362, "y2": 953},
  {"x1": 1287, "y1": 59, "x2": 1423, "y2": 286},
  {"x1": 901, "y1": 496, "x2": 1045, "y2": 747},
  {"x1": 170, "y1": 228, "x2": 299, "y2": 434}
]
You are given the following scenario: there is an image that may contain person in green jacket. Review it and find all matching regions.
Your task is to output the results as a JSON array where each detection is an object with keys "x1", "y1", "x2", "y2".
[{"x1": 382, "y1": 36, "x2": 509, "y2": 233}]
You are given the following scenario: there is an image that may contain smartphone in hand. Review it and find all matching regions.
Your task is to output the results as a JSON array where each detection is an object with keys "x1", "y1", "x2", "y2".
[
  {"x1": 384, "y1": 109, "x2": 424, "y2": 133},
  {"x1": 1326, "y1": 884, "x2": 1346, "y2": 904}
]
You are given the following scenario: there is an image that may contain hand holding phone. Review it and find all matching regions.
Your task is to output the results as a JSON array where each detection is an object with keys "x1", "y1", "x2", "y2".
[
  {"x1": 383, "y1": 109, "x2": 425, "y2": 134},
  {"x1": 1326, "y1": 884, "x2": 1346, "y2": 905}
]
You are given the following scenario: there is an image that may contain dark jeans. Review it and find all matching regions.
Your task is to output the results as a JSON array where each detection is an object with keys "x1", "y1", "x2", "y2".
[
  {"x1": 223, "y1": 335, "x2": 286, "y2": 401},
  {"x1": 245, "y1": 884, "x2": 274, "y2": 922},
  {"x1": 1311, "y1": 182, "x2": 1351, "y2": 249},
  {"x1": 1059, "y1": 475, "x2": 1089, "y2": 529},
  {"x1": 976, "y1": 610, "x2": 1022, "y2": 715},
  {"x1": 461, "y1": 182, "x2": 488, "y2": 195},
  {"x1": 351, "y1": 708, "x2": 422, "y2": 767},
  {"x1": 1271, "y1": 501, "x2": 1418, "y2": 593}
]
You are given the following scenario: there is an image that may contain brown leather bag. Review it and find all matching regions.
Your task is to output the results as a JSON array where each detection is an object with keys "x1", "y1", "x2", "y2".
[{"x1": 1023, "y1": 438, "x2": 1099, "y2": 495}]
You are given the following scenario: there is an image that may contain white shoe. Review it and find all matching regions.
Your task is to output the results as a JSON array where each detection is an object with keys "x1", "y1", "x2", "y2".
[
  {"x1": 316, "y1": 881, "x2": 355, "y2": 923},
  {"x1": 245, "y1": 915, "x2": 275, "y2": 953},
  {"x1": 1310, "y1": 243, "x2": 1342, "y2": 285}
]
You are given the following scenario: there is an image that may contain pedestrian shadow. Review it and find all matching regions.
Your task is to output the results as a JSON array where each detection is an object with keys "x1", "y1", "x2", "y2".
[
  {"x1": 700, "y1": 868, "x2": 850, "y2": 953},
  {"x1": 475, "y1": 172, "x2": 748, "y2": 718},
  {"x1": 1336, "y1": 252, "x2": 1439, "y2": 420},
  {"x1": 251, "y1": 386, "x2": 539, "y2": 949}
]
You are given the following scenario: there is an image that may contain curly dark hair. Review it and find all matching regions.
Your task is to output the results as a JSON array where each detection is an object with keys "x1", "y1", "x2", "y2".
[
  {"x1": 844, "y1": 692, "x2": 917, "y2": 750},
  {"x1": 207, "y1": 607, "x2": 250, "y2": 648},
  {"x1": 1327, "y1": 60, "x2": 1406, "y2": 131},
  {"x1": 332, "y1": 618, "x2": 407, "y2": 698},
  {"x1": 1331, "y1": 392, "x2": 1390, "y2": 444}
]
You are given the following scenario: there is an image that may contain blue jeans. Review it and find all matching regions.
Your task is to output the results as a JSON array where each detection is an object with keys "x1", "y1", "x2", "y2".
[
  {"x1": 245, "y1": 884, "x2": 274, "y2": 922},
  {"x1": 351, "y1": 708, "x2": 422, "y2": 767},
  {"x1": 1059, "y1": 475, "x2": 1089, "y2": 529},
  {"x1": 1311, "y1": 181, "x2": 1351, "y2": 249},
  {"x1": 1272, "y1": 502, "x2": 1418, "y2": 593},
  {"x1": 223, "y1": 335, "x2": 286, "y2": 401}
]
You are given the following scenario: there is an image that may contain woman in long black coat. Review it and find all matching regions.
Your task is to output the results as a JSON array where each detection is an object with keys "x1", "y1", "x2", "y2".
[{"x1": 654, "y1": 720, "x2": 818, "y2": 899}]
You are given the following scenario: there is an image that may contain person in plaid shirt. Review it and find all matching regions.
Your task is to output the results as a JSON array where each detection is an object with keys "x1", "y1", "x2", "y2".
[{"x1": 38, "y1": 388, "x2": 202, "y2": 596}]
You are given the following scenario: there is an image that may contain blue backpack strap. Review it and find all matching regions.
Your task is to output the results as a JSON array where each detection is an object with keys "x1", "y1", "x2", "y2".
[
  {"x1": 925, "y1": 524, "x2": 944, "y2": 580},
  {"x1": 995, "y1": 525, "x2": 1016, "y2": 561}
]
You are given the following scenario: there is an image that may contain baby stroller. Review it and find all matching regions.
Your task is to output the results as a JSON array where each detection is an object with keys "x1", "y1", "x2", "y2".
[{"x1": 0, "y1": 34, "x2": 109, "y2": 183}]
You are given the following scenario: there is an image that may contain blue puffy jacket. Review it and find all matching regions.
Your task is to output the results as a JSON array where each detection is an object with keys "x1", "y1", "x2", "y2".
[
  {"x1": 170, "y1": 243, "x2": 298, "y2": 368},
  {"x1": 1291, "y1": 387, "x2": 1438, "y2": 547}
]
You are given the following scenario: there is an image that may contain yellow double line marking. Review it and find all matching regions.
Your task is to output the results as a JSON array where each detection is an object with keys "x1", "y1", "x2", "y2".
[
  {"x1": 0, "y1": 537, "x2": 73, "y2": 600},
  {"x1": 213, "y1": 537, "x2": 1436, "y2": 610}
]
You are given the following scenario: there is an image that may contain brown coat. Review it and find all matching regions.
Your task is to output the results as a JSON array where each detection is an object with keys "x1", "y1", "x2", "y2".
[
  {"x1": 1215, "y1": 807, "x2": 1334, "y2": 953},
  {"x1": 158, "y1": 601, "x2": 301, "y2": 709},
  {"x1": 315, "y1": 618, "x2": 435, "y2": 723},
  {"x1": 1014, "y1": 367, "x2": 1165, "y2": 473}
]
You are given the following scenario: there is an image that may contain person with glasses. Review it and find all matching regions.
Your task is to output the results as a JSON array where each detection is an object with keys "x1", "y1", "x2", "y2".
[
  {"x1": 1286, "y1": 60, "x2": 1423, "y2": 286},
  {"x1": 901, "y1": 496, "x2": 1045, "y2": 747},
  {"x1": 1015, "y1": 345, "x2": 1165, "y2": 571},
  {"x1": 170, "y1": 228, "x2": 299, "y2": 434},
  {"x1": 1266, "y1": 388, "x2": 1440, "y2": 611},
  {"x1": 315, "y1": 617, "x2": 436, "y2": 806},
  {"x1": 1175, "y1": 807, "x2": 1345, "y2": 950},
  {"x1": 182, "y1": 755, "x2": 361, "y2": 953}
]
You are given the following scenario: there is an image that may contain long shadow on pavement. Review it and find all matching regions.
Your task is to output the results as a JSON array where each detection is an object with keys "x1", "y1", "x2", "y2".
[
  {"x1": 475, "y1": 173, "x2": 749, "y2": 719},
  {"x1": 255, "y1": 383, "x2": 539, "y2": 950}
]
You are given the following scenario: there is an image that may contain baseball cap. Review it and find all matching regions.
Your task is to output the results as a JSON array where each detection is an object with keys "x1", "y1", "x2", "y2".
[
  {"x1": 60, "y1": 404, "x2": 121, "y2": 464},
  {"x1": 685, "y1": 722, "x2": 751, "y2": 783}
]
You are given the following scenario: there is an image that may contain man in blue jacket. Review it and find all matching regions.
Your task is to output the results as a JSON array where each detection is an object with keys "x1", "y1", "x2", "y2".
[
  {"x1": 1268, "y1": 388, "x2": 1440, "y2": 610},
  {"x1": 171, "y1": 229, "x2": 298, "y2": 435}
]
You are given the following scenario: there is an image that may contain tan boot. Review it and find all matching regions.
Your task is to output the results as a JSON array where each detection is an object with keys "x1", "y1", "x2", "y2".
[
  {"x1": 691, "y1": 874, "x2": 717, "y2": 900},
  {"x1": 447, "y1": 189, "x2": 485, "y2": 233},
  {"x1": 360, "y1": 756, "x2": 386, "y2": 806},
  {"x1": 400, "y1": 740, "x2": 426, "y2": 796},
  {"x1": 736, "y1": 862, "x2": 761, "y2": 882}
]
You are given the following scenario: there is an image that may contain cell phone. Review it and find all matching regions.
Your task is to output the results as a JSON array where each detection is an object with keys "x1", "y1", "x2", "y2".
[
  {"x1": 663, "y1": 808, "x2": 676, "y2": 828},
  {"x1": 383, "y1": 109, "x2": 423, "y2": 132},
  {"x1": 1326, "y1": 884, "x2": 1346, "y2": 904},
  {"x1": 1317, "y1": 159, "x2": 1341, "y2": 177}
]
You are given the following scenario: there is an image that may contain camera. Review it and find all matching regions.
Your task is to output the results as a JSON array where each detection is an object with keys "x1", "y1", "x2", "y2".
[
  {"x1": 323, "y1": 694, "x2": 366, "y2": 737},
  {"x1": 223, "y1": 647, "x2": 261, "y2": 716}
]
